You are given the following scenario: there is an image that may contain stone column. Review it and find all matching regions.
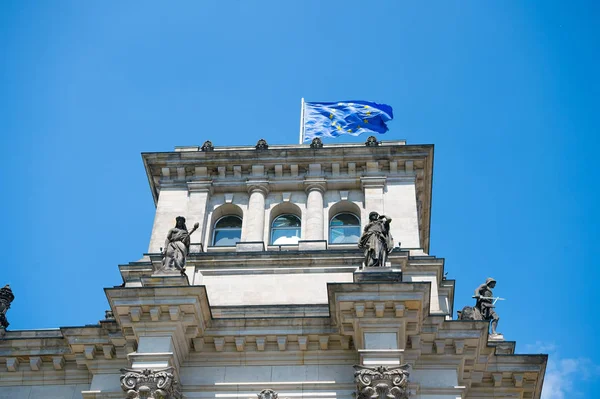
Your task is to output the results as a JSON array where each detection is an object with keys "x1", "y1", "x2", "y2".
[
  {"x1": 304, "y1": 181, "x2": 326, "y2": 240},
  {"x1": 242, "y1": 182, "x2": 269, "y2": 242}
]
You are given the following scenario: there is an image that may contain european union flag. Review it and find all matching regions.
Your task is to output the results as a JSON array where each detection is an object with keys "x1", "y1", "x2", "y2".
[{"x1": 302, "y1": 101, "x2": 393, "y2": 142}]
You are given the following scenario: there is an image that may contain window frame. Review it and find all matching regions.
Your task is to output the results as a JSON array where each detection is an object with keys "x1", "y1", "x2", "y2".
[
  {"x1": 328, "y1": 212, "x2": 361, "y2": 244},
  {"x1": 270, "y1": 213, "x2": 302, "y2": 245},
  {"x1": 211, "y1": 215, "x2": 243, "y2": 247}
]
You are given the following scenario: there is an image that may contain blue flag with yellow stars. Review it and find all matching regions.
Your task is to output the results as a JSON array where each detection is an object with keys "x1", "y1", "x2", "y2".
[{"x1": 303, "y1": 101, "x2": 393, "y2": 142}]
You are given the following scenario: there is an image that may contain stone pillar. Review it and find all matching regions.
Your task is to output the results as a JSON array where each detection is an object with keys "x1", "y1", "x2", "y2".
[
  {"x1": 148, "y1": 188, "x2": 189, "y2": 253},
  {"x1": 304, "y1": 181, "x2": 326, "y2": 240},
  {"x1": 384, "y1": 178, "x2": 421, "y2": 249},
  {"x1": 187, "y1": 180, "x2": 213, "y2": 250},
  {"x1": 361, "y1": 176, "x2": 386, "y2": 216},
  {"x1": 242, "y1": 182, "x2": 268, "y2": 242}
]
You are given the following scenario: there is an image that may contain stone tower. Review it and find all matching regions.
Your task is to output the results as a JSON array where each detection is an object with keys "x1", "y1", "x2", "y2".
[{"x1": 0, "y1": 138, "x2": 547, "y2": 399}]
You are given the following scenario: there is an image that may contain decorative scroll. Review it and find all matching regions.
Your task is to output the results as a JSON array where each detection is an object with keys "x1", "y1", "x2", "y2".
[
  {"x1": 257, "y1": 389, "x2": 279, "y2": 399},
  {"x1": 120, "y1": 367, "x2": 181, "y2": 399},
  {"x1": 353, "y1": 365, "x2": 410, "y2": 399}
]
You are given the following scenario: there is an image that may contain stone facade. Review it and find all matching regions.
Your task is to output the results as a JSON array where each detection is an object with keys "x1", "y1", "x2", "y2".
[{"x1": 0, "y1": 140, "x2": 547, "y2": 399}]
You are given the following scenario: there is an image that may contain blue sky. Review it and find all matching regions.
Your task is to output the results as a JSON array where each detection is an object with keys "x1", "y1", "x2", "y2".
[{"x1": 1, "y1": 1, "x2": 598, "y2": 397}]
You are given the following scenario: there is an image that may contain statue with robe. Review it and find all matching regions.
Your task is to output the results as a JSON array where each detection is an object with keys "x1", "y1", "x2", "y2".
[
  {"x1": 160, "y1": 216, "x2": 199, "y2": 274},
  {"x1": 358, "y1": 212, "x2": 394, "y2": 267}
]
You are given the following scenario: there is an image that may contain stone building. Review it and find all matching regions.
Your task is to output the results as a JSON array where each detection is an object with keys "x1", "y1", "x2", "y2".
[{"x1": 0, "y1": 138, "x2": 547, "y2": 399}]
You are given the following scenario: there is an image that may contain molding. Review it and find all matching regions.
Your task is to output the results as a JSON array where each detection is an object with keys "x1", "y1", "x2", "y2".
[{"x1": 354, "y1": 364, "x2": 410, "y2": 399}]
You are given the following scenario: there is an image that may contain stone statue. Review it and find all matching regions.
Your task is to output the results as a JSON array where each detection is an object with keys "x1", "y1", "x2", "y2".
[
  {"x1": 160, "y1": 216, "x2": 199, "y2": 274},
  {"x1": 0, "y1": 284, "x2": 15, "y2": 330},
  {"x1": 457, "y1": 277, "x2": 502, "y2": 336},
  {"x1": 358, "y1": 212, "x2": 394, "y2": 267},
  {"x1": 354, "y1": 364, "x2": 410, "y2": 399}
]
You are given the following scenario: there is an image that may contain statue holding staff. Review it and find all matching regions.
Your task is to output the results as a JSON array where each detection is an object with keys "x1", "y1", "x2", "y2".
[{"x1": 160, "y1": 216, "x2": 199, "y2": 274}]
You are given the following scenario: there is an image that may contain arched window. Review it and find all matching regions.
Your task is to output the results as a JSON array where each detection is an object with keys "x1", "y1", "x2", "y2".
[
  {"x1": 271, "y1": 214, "x2": 301, "y2": 245},
  {"x1": 329, "y1": 213, "x2": 360, "y2": 244},
  {"x1": 212, "y1": 215, "x2": 242, "y2": 247}
]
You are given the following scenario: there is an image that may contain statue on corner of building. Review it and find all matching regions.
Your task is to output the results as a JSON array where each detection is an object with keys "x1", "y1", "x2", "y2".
[
  {"x1": 358, "y1": 211, "x2": 394, "y2": 268},
  {"x1": 457, "y1": 277, "x2": 503, "y2": 336},
  {"x1": 0, "y1": 284, "x2": 15, "y2": 332},
  {"x1": 160, "y1": 216, "x2": 199, "y2": 274}
]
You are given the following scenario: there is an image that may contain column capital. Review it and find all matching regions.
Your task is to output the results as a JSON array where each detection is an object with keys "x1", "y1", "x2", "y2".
[
  {"x1": 120, "y1": 367, "x2": 182, "y2": 399},
  {"x1": 247, "y1": 180, "x2": 269, "y2": 196},
  {"x1": 304, "y1": 178, "x2": 326, "y2": 194}
]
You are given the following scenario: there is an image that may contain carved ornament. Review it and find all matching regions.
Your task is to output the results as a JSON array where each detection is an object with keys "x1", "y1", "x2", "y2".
[
  {"x1": 255, "y1": 138, "x2": 269, "y2": 150},
  {"x1": 120, "y1": 367, "x2": 181, "y2": 399},
  {"x1": 365, "y1": 136, "x2": 380, "y2": 146},
  {"x1": 353, "y1": 364, "x2": 410, "y2": 399},
  {"x1": 201, "y1": 140, "x2": 214, "y2": 152},
  {"x1": 310, "y1": 137, "x2": 323, "y2": 148},
  {"x1": 257, "y1": 389, "x2": 279, "y2": 399}
]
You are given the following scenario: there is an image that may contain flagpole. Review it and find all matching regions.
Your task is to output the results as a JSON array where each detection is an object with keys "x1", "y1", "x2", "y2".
[{"x1": 298, "y1": 97, "x2": 305, "y2": 144}]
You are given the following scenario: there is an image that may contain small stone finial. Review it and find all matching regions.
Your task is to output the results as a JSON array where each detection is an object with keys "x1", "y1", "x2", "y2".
[
  {"x1": 0, "y1": 284, "x2": 15, "y2": 330},
  {"x1": 255, "y1": 138, "x2": 269, "y2": 150},
  {"x1": 201, "y1": 140, "x2": 214, "y2": 152},
  {"x1": 258, "y1": 389, "x2": 279, "y2": 399},
  {"x1": 120, "y1": 367, "x2": 181, "y2": 399},
  {"x1": 354, "y1": 364, "x2": 410, "y2": 399},
  {"x1": 365, "y1": 136, "x2": 380, "y2": 146},
  {"x1": 310, "y1": 137, "x2": 323, "y2": 149}
]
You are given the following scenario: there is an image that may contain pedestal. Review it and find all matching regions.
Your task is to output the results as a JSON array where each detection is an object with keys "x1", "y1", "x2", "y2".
[
  {"x1": 488, "y1": 333, "x2": 505, "y2": 341},
  {"x1": 142, "y1": 274, "x2": 190, "y2": 287},
  {"x1": 354, "y1": 266, "x2": 402, "y2": 282}
]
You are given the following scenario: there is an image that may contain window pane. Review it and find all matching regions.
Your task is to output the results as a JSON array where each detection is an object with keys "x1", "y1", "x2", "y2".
[
  {"x1": 213, "y1": 229, "x2": 241, "y2": 246},
  {"x1": 330, "y1": 226, "x2": 360, "y2": 244},
  {"x1": 331, "y1": 213, "x2": 359, "y2": 227},
  {"x1": 271, "y1": 227, "x2": 301, "y2": 245},
  {"x1": 272, "y1": 214, "x2": 301, "y2": 228},
  {"x1": 215, "y1": 216, "x2": 242, "y2": 228}
]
